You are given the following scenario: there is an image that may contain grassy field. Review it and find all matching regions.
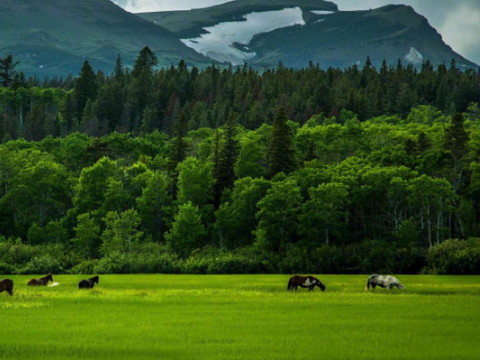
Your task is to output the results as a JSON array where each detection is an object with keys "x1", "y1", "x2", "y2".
[{"x1": 1, "y1": 275, "x2": 479, "y2": 360}]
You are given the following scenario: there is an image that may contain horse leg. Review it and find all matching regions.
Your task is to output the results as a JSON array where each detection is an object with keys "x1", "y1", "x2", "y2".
[{"x1": 309, "y1": 285, "x2": 314, "y2": 291}]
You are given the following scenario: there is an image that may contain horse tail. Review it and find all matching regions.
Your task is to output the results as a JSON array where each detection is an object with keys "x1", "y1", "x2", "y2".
[
  {"x1": 365, "y1": 278, "x2": 371, "y2": 291},
  {"x1": 287, "y1": 278, "x2": 293, "y2": 290}
]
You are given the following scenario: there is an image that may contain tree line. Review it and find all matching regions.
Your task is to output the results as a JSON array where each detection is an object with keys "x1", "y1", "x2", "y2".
[
  {"x1": 1, "y1": 48, "x2": 480, "y2": 142},
  {"x1": 0, "y1": 50, "x2": 480, "y2": 274}
]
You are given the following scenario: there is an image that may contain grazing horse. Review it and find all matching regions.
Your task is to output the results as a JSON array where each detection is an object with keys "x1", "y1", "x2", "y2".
[
  {"x1": 27, "y1": 273, "x2": 53, "y2": 286},
  {"x1": 366, "y1": 274, "x2": 404, "y2": 290},
  {"x1": 288, "y1": 275, "x2": 326, "y2": 291},
  {"x1": 0, "y1": 279, "x2": 14, "y2": 296},
  {"x1": 78, "y1": 276, "x2": 99, "y2": 289}
]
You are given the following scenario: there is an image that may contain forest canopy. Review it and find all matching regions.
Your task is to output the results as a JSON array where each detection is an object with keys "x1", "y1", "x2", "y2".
[{"x1": 1, "y1": 50, "x2": 480, "y2": 275}]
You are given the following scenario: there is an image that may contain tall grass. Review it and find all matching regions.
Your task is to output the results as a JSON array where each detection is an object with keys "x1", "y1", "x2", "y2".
[{"x1": 1, "y1": 275, "x2": 479, "y2": 360}]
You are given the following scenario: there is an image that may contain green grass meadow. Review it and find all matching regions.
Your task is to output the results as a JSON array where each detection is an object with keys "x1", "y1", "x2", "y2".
[{"x1": 1, "y1": 275, "x2": 479, "y2": 360}]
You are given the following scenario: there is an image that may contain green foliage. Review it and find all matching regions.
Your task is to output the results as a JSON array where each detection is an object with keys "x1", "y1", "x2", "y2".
[
  {"x1": 132, "y1": 47, "x2": 158, "y2": 78},
  {"x1": 234, "y1": 129, "x2": 268, "y2": 178},
  {"x1": 176, "y1": 156, "x2": 214, "y2": 211},
  {"x1": 255, "y1": 179, "x2": 302, "y2": 252},
  {"x1": 1, "y1": 58, "x2": 480, "y2": 274},
  {"x1": 74, "y1": 61, "x2": 97, "y2": 120},
  {"x1": 215, "y1": 177, "x2": 271, "y2": 248},
  {"x1": 267, "y1": 107, "x2": 296, "y2": 178},
  {"x1": 73, "y1": 212, "x2": 101, "y2": 258},
  {"x1": 136, "y1": 171, "x2": 171, "y2": 241},
  {"x1": 426, "y1": 238, "x2": 480, "y2": 274},
  {"x1": 73, "y1": 157, "x2": 119, "y2": 216},
  {"x1": 0, "y1": 239, "x2": 79, "y2": 274},
  {"x1": 101, "y1": 209, "x2": 143, "y2": 255},
  {"x1": 166, "y1": 202, "x2": 206, "y2": 258},
  {"x1": 299, "y1": 182, "x2": 349, "y2": 246}
]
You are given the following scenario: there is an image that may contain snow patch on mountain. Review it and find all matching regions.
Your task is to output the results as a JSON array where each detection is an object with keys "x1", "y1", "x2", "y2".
[
  {"x1": 181, "y1": 7, "x2": 305, "y2": 65},
  {"x1": 111, "y1": 0, "x2": 162, "y2": 13},
  {"x1": 311, "y1": 10, "x2": 335, "y2": 15},
  {"x1": 404, "y1": 47, "x2": 424, "y2": 65}
]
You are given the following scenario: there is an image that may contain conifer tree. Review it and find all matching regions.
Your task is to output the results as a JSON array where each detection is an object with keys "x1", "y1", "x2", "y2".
[
  {"x1": 62, "y1": 92, "x2": 75, "y2": 133},
  {"x1": 113, "y1": 54, "x2": 125, "y2": 81},
  {"x1": 132, "y1": 47, "x2": 157, "y2": 78},
  {"x1": 267, "y1": 106, "x2": 296, "y2": 178},
  {"x1": 213, "y1": 115, "x2": 238, "y2": 207},
  {"x1": 445, "y1": 113, "x2": 468, "y2": 164},
  {"x1": 74, "y1": 61, "x2": 97, "y2": 120},
  {"x1": 0, "y1": 55, "x2": 19, "y2": 87},
  {"x1": 168, "y1": 110, "x2": 189, "y2": 196}
]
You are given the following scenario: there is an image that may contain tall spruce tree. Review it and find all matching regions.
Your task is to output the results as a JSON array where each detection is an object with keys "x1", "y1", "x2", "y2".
[
  {"x1": 267, "y1": 106, "x2": 296, "y2": 178},
  {"x1": 445, "y1": 113, "x2": 469, "y2": 165},
  {"x1": 0, "y1": 55, "x2": 19, "y2": 87},
  {"x1": 168, "y1": 110, "x2": 189, "y2": 196},
  {"x1": 213, "y1": 115, "x2": 238, "y2": 207},
  {"x1": 113, "y1": 54, "x2": 125, "y2": 81},
  {"x1": 132, "y1": 47, "x2": 157, "y2": 78},
  {"x1": 74, "y1": 61, "x2": 97, "y2": 120}
]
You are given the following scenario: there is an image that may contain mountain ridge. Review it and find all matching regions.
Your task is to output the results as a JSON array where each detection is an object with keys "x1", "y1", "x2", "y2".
[
  {"x1": 0, "y1": 0, "x2": 208, "y2": 76},
  {"x1": 0, "y1": 0, "x2": 477, "y2": 76},
  {"x1": 138, "y1": 1, "x2": 476, "y2": 69}
]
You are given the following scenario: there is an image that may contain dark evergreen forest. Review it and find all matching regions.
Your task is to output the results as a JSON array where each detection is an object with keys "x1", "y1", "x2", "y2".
[{"x1": 1, "y1": 49, "x2": 480, "y2": 275}]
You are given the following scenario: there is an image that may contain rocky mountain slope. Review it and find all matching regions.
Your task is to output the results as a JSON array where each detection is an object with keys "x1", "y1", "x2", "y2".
[
  {"x1": 138, "y1": 0, "x2": 476, "y2": 69},
  {"x1": 0, "y1": 0, "x2": 206, "y2": 76}
]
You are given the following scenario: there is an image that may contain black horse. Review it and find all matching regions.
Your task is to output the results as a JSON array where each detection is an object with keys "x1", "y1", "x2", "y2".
[
  {"x1": 288, "y1": 275, "x2": 326, "y2": 291},
  {"x1": 28, "y1": 273, "x2": 53, "y2": 286},
  {"x1": 0, "y1": 279, "x2": 14, "y2": 296},
  {"x1": 79, "y1": 276, "x2": 99, "y2": 289}
]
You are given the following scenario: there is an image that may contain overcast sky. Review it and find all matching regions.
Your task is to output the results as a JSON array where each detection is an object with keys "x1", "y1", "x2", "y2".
[{"x1": 117, "y1": 0, "x2": 480, "y2": 64}]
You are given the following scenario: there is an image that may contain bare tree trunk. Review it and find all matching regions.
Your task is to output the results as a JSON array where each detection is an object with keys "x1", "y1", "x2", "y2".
[
  {"x1": 458, "y1": 216, "x2": 465, "y2": 239},
  {"x1": 427, "y1": 206, "x2": 432, "y2": 247},
  {"x1": 427, "y1": 219, "x2": 432, "y2": 247},
  {"x1": 436, "y1": 210, "x2": 441, "y2": 244}
]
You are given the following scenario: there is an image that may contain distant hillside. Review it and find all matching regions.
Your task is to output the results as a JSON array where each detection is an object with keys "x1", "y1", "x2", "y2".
[
  {"x1": 139, "y1": 0, "x2": 338, "y2": 37},
  {"x1": 0, "y1": 0, "x2": 207, "y2": 76},
  {"x1": 138, "y1": 0, "x2": 476, "y2": 69}
]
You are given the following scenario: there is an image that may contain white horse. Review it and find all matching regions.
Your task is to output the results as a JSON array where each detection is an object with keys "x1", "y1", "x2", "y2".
[{"x1": 366, "y1": 274, "x2": 404, "y2": 290}]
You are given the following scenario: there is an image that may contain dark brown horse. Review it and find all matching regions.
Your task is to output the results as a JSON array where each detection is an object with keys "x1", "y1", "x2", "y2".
[
  {"x1": 0, "y1": 279, "x2": 14, "y2": 296},
  {"x1": 288, "y1": 275, "x2": 326, "y2": 291},
  {"x1": 79, "y1": 276, "x2": 99, "y2": 289},
  {"x1": 27, "y1": 273, "x2": 53, "y2": 286}
]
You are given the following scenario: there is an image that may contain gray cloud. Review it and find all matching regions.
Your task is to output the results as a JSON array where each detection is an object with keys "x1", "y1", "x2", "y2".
[{"x1": 115, "y1": 0, "x2": 480, "y2": 64}]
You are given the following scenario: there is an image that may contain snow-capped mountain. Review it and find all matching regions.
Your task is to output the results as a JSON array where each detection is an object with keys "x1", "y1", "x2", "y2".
[
  {"x1": 138, "y1": 0, "x2": 476, "y2": 69},
  {"x1": 2, "y1": 0, "x2": 476, "y2": 76},
  {"x1": 181, "y1": 7, "x2": 306, "y2": 65}
]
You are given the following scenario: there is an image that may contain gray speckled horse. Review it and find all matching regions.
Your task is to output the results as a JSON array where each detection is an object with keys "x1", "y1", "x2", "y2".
[{"x1": 366, "y1": 275, "x2": 404, "y2": 290}]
